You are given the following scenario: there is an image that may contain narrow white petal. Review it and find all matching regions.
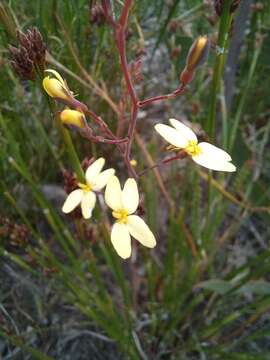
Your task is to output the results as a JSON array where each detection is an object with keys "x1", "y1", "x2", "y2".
[
  {"x1": 169, "y1": 118, "x2": 197, "y2": 142},
  {"x1": 85, "y1": 158, "x2": 105, "y2": 185},
  {"x1": 91, "y1": 168, "x2": 115, "y2": 191},
  {"x1": 198, "y1": 142, "x2": 232, "y2": 161},
  {"x1": 81, "y1": 191, "x2": 96, "y2": 219},
  {"x1": 155, "y1": 124, "x2": 189, "y2": 148},
  {"x1": 192, "y1": 153, "x2": 236, "y2": 172},
  {"x1": 62, "y1": 189, "x2": 83, "y2": 213},
  {"x1": 127, "y1": 215, "x2": 156, "y2": 248},
  {"x1": 122, "y1": 178, "x2": 139, "y2": 215},
  {"x1": 105, "y1": 176, "x2": 123, "y2": 211},
  {"x1": 111, "y1": 223, "x2": 131, "y2": 259}
]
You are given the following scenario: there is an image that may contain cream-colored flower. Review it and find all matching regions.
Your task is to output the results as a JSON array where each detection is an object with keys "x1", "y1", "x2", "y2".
[
  {"x1": 62, "y1": 158, "x2": 115, "y2": 219},
  {"x1": 105, "y1": 176, "x2": 156, "y2": 259},
  {"x1": 155, "y1": 118, "x2": 236, "y2": 172},
  {"x1": 43, "y1": 69, "x2": 72, "y2": 101}
]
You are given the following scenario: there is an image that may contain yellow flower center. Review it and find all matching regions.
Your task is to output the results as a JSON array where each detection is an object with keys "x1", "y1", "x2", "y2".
[
  {"x1": 112, "y1": 209, "x2": 129, "y2": 224},
  {"x1": 78, "y1": 182, "x2": 92, "y2": 192},
  {"x1": 184, "y1": 140, "x2": 202, "y2": 157}
]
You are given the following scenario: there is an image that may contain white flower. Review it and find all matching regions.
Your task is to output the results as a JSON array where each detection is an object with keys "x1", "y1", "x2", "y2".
[
  {"x1": 62, "y1": 158, "x2": 115, "y2": 219},
  {"x1": 105, "y1": 176, "x2": 156, "y2": 259},
  {"x1": 155, "y1": 118, "x2": 236, "y2": 172}
]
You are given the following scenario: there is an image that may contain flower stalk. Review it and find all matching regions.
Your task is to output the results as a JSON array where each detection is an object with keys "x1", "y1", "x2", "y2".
[{"x1": 206, "y1": 0, "x2": 234, "y2": 140}]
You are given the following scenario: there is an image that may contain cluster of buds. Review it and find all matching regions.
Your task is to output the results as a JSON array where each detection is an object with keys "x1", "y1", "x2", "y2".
[
  {"x1": 214, "y1": 0, "x2": 241, "y2": 16},
  {"x1": 42, "y1": 69, "x2": 90, "y2": 131},
  {"x1": 180, "y1": 35, "x2": 210, "y2": 86},
  {"x1": 89, "y1": 4, "x2": 106, "y2": 26},
  {"x1": 9, "y1": 27, "x2": 46, "y2": 80},
  {"x1": 0, "y1": 217, "x2": 29, "y2": 249}
]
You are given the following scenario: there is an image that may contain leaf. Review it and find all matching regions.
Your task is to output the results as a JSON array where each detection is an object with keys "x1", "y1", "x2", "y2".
[
  {"x1": 237, "y1": 281, "x2": 270, "y2": 295},
  {"x1": 196, "y1": 279, "x2": 234, "y2": 295}
]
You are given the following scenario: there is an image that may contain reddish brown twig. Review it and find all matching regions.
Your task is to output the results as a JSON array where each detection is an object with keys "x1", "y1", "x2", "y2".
[{"x1": 138, "y1": 85, "x2": 186, "y2": 108}]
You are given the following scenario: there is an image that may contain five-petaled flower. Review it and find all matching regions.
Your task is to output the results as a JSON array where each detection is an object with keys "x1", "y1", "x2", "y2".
[
  {"x1": 105, "y1": 176, "x2": 156, "y2": 259},
  {"x1": 155, "y1": 119, "x2": 236, "y2": 172},
  {"x1": 43, "y1": 69, "x2": 73, "y2": 101},
  {"x1": 62, "y1": 158, "x2": 115, "y2": 219}
]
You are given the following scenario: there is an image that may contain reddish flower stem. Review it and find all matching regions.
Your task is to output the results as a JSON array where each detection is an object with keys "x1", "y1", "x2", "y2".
[
  {"x1": 113, "y1": 0, "x2": 138, "y2": 178},
  {"x1": 139, "y1": 151, "x2": 187, "y2": 177},
  {"x1": 102, "y1": 0, "x2": 187, "y2": 179},
  {"x1": 138, "y1": 85, "x2": 186, "y2": 108}
]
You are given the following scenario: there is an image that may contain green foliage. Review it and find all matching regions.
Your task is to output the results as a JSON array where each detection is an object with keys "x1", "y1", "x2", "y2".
[{"x1": 1, "y1": 0, "x2": 270, "y2": 359}]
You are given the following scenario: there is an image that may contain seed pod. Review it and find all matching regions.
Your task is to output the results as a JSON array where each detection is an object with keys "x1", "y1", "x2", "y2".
[
  {"x1": 215, "y1": 0, "x2": 241, "y2": 17},
  {"x1": 9, "y1": 27, "x2": 46, "y2": 80}
]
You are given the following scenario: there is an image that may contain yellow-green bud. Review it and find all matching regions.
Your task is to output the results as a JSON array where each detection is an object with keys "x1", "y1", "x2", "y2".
[{"x1": 60, "y1": 109, "x2": 86, "y2": 129}]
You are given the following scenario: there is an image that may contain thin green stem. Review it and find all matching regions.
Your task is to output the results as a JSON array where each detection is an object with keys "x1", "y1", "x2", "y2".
[{"x1": 207, "y1": 0, "x2": 233, "y2": 140}]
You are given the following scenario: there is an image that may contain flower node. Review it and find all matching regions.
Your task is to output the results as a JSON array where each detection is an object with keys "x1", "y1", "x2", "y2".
[
  {"x1": 112, "y1": 209, "x2": 129, "y2": 224},
  {"x1": 185, "y1": 140, "x2": 202, "y2": 157}
]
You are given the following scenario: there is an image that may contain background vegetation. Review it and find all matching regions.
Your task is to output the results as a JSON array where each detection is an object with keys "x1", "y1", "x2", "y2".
[{"x1": 1, "y1": 0, "x2": 270, "y2": 359}]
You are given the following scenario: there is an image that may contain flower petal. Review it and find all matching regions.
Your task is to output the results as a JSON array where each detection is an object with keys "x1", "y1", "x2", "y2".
[
  {"x1": 81, "y1": 191, "x2": 96, "y2": 219},
  {"x1": 198, "y1": 142, "x2": 232, "y2": 161},
  {"x1": 169, "y1": 118, "x2": 197, "y2": 142},
  {"x1": 62, "y1": 189, "x2": 83, "y2": 214},
  {"x1": 85, "y1": 158, "x2": 105, "y2": 185},
  {"x1": 91, "y1": 168, "x2": 115, "y2": 191},
  {"x1": 155, "y1": 124, "x2": 189, "y2": 148},
  {"x1": 192, "y1": 152, "x2": 236, "y2": 172},
  {"x1": 111, "y1": 222, "x2": 131, "y2": 259},
  {"x1": 43, "y1": 77, "x2": 67, "y2": 99},
  {"x1": 105, "y1": 176, "x2": 123, "y2": 211},
  {"x1": 127, "y1": 215, "x2": 156, "y2": 248},
  {"x1": 122, "y1": 178, "x2": 139, "y2": 215},
  {"x1": 45, "y1": 69, "x2": 66, "y2": 85}
]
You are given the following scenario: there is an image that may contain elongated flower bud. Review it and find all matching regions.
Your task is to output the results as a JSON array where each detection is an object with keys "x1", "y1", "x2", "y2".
[
  {"x1": 186, "y1": 36, "x2": 210, "y2": 72},
  {"x1": 180, "y1": 35, "x2": 210, "y2": 86},
  {"x1": 60, "y1": 109, "x2": 86, "y2": 129}
]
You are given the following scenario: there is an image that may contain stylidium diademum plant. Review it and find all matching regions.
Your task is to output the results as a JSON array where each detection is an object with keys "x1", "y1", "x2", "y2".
[
  {"x1": 62, "y1": 158, "x2": 115, "y2": 219},
  {"x1": 155, "y1": 119, "x2": 236, "y2": 172},
  {"x1": 105, "y1": 176, "x2": 156, "y2": 259},
  {"x1": 32, "y1": 1, "x2": 236, "y2": 261}
]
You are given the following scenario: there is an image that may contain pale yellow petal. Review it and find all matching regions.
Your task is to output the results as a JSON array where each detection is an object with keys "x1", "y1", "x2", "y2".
[
  {"x1": 155, "y1": 124, "x2": 189, "y2": 148},
  {"x1": 127, "y1": 215, "x2": 156, "y2": 248},
  {"x1": 111, "y1": 223, "x2": 131, "y2": 259},
  {"x1": 198, "y1": 142, "x2": 232, "y2": 161},
  {"x1": 45, "y1": 69, "x2": 66, "y2": 86},
  {"x1": 81, "y1": 191, "x2": 96, "y2": 219},
  {"x1": 169, "y1": 118, "x2": 197, "y2": 142},
  {"x1": 85, "y1": 158, "x2": 105, "y2": 185},
  {"x1": 91, "y1": 168, "x2": 115, "y2": 191},
  {"x1": 105, "y1": 176, "x2": 123, "y2": 211},
  {"x1": 62, "y1": 189, "x2": 83, "y2": 214},
  {"x1": 122, "y1": 178, "x2": 139, "y2": 215},
  {"x1": 192, "y1": 152, "x2": 236, "y2": 172}
]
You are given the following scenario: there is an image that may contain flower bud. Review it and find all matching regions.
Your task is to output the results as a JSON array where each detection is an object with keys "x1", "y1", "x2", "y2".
[
  {"x1": 60, "y1": 109, "x2": 86, "y2": 129},
  {"x1": 43, "y1": 69, "x2": 72, "y2": 101},
  {"x1": 185, "y1": 35, "x2": 210, "y2": 72}
]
